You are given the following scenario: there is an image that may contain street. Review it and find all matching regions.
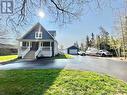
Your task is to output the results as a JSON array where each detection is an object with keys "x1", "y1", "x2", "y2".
[{"x1": 0, "y1": 56, "x2": 127, "y2": 81}]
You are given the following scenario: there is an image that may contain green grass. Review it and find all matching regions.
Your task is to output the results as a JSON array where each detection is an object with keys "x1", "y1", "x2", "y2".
[
  {"x1": 54, "y1": 54, "x2": 73, "y2": 59},
  {"x1": 0, "y1": 55, "x2": 18, "y2": 62},
  {"x1": 0, "y1": 69, "x2": 127, "y2": 95}
]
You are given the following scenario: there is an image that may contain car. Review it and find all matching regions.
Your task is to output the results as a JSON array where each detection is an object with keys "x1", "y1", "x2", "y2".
[
  {"x1": 85, "y1": 48, "x2": 98, "y2": 56},
  {"x1": 96, "y1": 50, "x2": 112, "y2": 57},
  {"x1": 80, "y1": 52, "x2": 86, "y2": 56},
  {"x1": 78, "y1": 51, "x2": 86, "y2": 56},
  {"x1": 78, "y1": 51, "x2": 82, "y2": 55},
  {"x1": 85, "y1": 50, "x2": 91, "y2": 55}
]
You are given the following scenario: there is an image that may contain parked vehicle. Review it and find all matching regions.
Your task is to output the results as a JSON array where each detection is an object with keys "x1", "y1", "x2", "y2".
[
  {"x1": 78, "y1": 51, "x2": 81, "y2": 55},
  {"x1": 85, "y1": 48, "x2": 98, "y2": 56},
  {"x1": 96, "y1": 50, "x2": 112, "y2": 57},
  {"x1": 81, "y1": 52, "x2": 86, "y2": 56},
  {"x1": 85, "y1": 49, "x2": 90, "y2": 55},
  {"x1": 78, "y1": 51, "x2": 86, "y2": 56}
]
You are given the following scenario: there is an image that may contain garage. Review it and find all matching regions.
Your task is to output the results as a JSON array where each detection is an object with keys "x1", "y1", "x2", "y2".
[{"x1": 67, "y1": 46, "x2": 79, "y2": 55}]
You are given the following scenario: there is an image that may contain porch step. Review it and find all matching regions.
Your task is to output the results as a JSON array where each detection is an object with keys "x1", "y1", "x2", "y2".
[{"x1": 24, "y1": 50, "x2": 36, "y2": 59}]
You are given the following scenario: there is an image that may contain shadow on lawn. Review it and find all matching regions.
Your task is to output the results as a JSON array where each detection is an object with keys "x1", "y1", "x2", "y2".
[
  {"x1": 0, "y1": 58, "x2": 64, "y2": 95},
  {"x1": 40, "y1": 69, "x2": 63, "y2": 94}
]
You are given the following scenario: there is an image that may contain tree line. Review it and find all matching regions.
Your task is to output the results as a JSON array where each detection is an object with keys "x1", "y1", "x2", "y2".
[{"x1": 80, "y1": 24, "x2": 126, "y2": 58}]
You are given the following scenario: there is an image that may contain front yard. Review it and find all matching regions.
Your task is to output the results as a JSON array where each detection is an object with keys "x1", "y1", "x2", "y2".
[
  {"x1": 0, "y1": 55, "x2": 18, "y2": 63},
  {"x1": 0, "y1": 69, "x2": 127, "y2": 95}
]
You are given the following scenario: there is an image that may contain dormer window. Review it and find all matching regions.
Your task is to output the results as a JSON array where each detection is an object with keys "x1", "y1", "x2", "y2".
[{"x1": 35, "y1": 32, "x2": 42, "y2": 39}]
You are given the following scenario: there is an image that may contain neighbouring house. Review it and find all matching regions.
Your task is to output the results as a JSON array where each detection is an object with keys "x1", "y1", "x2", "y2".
[
  {"x1": 17, "y1": 23, "x2": 58, "y2": 59},
  {"x1": 67, "y1": 46, "x2": 79, "y2": 55},
  {"x1": 0, "y1": 43, "x2": 17, "y2": 55}
]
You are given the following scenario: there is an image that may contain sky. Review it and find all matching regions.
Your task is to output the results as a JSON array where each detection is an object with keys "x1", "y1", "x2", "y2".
[
  {"x1": 1, "y1": 0, "x2": 125, "y2": 48},
  {"x1": 36, "y1": 0, "x2": 124, "y2": 48}
]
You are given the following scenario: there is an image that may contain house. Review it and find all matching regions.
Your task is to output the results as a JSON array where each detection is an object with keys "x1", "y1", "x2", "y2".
[
  {"x1": 0, "y1": 43, "x2": 17, "y2": 55},
  {"x1": 67, "y1": 46, "x2": 79, "y2": 55},
  {"x1": 17, "y1": 23, "x2": 58, "y2": 59}
]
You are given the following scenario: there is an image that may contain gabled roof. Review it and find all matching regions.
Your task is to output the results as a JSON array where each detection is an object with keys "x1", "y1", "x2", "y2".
[
  {"x1": 48, "y1": 31, "x2": 56, "y2": 37},
  {"x1": 18, "y1": 23, "x2": 55, "y2": 40}
]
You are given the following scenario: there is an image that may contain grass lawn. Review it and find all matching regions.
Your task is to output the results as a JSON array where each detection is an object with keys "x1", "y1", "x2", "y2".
[
  {"x1": 0, "y1": 69, "x2": 127, "y2": 95},
  {"x1": 54, "y1": 54, "x2": 73, "y2": 59},
  {"x1": 0, "y1": 55, "x2": 18, "y2": 62}
]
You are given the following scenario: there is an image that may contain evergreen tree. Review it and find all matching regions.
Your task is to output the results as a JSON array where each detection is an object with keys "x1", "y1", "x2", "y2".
[
  {"x1": 91, "y1": 33, "x2": 94, "y2": 40},
  {"x1": 91, "y1": 33, "x2": 95, "y2": 47},
  {"x1": 96, "y1": 35, "x2": 101, "y2": 49},
  {"x1": 86, "y1": 35, "x2": 90, "y2": 48}
]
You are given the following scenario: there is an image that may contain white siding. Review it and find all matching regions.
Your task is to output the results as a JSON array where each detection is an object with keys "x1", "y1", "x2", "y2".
[{"x1": 54, "y1": 41, "x2": 58, "y2": 56}]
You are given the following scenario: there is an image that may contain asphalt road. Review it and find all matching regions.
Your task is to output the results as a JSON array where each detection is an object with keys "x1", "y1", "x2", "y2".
[{"x1": 0, "y1": 56, "x2": 127, "y2": 81}]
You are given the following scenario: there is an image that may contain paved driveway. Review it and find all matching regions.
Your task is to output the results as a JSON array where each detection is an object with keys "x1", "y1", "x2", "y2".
[{"x1": 0, "y1": 56, "x2": 127, "y2": 81}]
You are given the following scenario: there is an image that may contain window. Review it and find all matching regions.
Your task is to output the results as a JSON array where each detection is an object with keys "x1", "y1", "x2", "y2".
[
  {"x1": 35, "y1": 32, "x2": 42, "y2": 39},
  {"x1": 22, "y1": 42, "x2": 29, "y2": 47},
  {"x1": 43, "y1": 42, "x2": 50, "y2": 46}
]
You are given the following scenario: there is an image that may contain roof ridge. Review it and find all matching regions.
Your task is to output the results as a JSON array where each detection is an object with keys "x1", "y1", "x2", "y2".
[
  {"x1": 18, "y1": 23, "x2": 39, "y2": 40},
  {"x1": 17, "y1": 23, "x2": 55, "y2": 40}
]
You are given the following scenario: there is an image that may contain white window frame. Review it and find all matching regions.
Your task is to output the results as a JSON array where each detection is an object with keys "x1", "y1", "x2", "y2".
[
  {"x1": 35, "y1": 32, "x2": 42, "y2": 39},
  {"x1": 22, "y1": 42, "x2": 29, "y2": 47}
]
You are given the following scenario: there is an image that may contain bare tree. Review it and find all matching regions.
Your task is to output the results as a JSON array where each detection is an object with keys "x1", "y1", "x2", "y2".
[
  {"x1": 0, "y1": 0, "x2": 115, "y2": 29},
  {"x1": 113, "y1": 2, "x2": 127, "y2": 59},
  {"x1": 109, "y1": 36, "x2": 121, "y2": 57},
  {"x1": 99, "y1": 27, "x2": 109, "y2": 44},
  {"x1": 0, "y1": 0, "x2": 120, "y2": 44}
]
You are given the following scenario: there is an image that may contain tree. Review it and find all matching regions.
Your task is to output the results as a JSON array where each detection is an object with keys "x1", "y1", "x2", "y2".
[
  {"x1": 113, "y1": 8, "x2": 127, "y2": 58},
  {"x1": 91, "y1": 33, "x2": 94, "y2": 40},
  {"x1": 0, "y1": 0, "x2": 117, "y2": 31},
  {"x1": 109, "y1": 36, "x2": 121, "y2": 57},
  {"x1": 90, "y1": 33, "x2": 95, "y2": 47},
  {"x1": 74, "y1": 41, "x2": 79, "y2": 48},
  {"x1": 80, "y1": 43, "x2": 84, "y2": 51},
  {"x1": 86, "y1": 35, "x2": 90, "y2": 49},
  {"x1": 99, "y1": 26, "x2": 110, "y2": 50},
  {"x1": 95, "y1": 35, "x2": 101, "y2": 49},
  {"x1": 0, "y1": 0, "x2": 108, "y2": 44},
  {"x1": 0, "y1": 0, "x2": 124, "y2": 44}
]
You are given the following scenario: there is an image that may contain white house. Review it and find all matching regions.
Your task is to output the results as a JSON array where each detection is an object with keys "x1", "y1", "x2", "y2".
[{"x1": 17, "y1": 23, "x2": 58, "y2": 59}]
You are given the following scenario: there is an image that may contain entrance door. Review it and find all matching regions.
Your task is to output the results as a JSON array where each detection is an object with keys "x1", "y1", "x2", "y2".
[{"x1": 31, "y1": 42, "x2": 39, "y2": 50}]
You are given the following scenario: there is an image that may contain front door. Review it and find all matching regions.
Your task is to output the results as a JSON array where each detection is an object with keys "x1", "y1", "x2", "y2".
[{"x1": 31, "y1": 42, "x2": 39, "y2": 50}]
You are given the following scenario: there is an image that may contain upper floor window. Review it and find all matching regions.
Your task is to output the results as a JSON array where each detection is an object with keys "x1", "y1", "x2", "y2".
[{"x1": 35, "y1": 32, "x2": 42, "y2": 39}]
